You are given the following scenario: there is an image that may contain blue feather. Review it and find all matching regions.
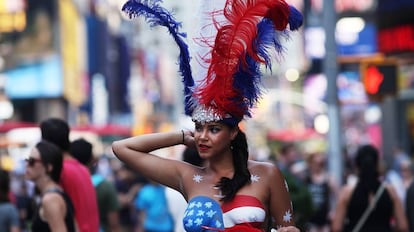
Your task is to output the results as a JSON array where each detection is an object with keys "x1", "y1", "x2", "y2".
[
  {"x1": 122, "y1": 0, "x2": 194, "y2": 115},
  {"x1": 233, "y1": 55, "x2": 262, "y2": 117},
  {"x1": 288, "y1": 5, "x2": 303, "y2": 31},
  {"x1": 231, "y1": 18, "x2": 288, "y2": 118},
  {"x1": 255, "y1": 19, "x2": 284, "y2": 68}
]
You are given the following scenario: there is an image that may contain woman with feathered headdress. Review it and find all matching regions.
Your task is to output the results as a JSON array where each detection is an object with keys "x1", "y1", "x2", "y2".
[{"x1": 114, "y1": 0, "x2": 303, "y2": 231}]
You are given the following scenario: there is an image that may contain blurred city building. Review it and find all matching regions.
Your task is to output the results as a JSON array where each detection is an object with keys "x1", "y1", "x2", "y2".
[{"x1": 298, "y1": 0, "x2": 414, "y2": 181}]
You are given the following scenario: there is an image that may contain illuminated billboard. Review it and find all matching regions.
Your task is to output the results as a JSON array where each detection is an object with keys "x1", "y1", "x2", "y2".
[{"x1": 4, "y1": 55, "x2": 63, "y2": 99}]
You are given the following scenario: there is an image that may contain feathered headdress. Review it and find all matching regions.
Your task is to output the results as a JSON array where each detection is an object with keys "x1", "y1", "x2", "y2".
[{"x1": 122, "y1": 0, "x2": 303, "y2": 126}]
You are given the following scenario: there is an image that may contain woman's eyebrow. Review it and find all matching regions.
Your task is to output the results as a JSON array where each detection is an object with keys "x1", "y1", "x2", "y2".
[{"x1": 208, "y1": 124, "x2": 221, "y2": 127}]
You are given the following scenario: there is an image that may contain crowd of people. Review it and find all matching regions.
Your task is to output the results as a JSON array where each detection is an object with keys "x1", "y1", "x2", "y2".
[{"x1": 0, "y1": 117, "x2": 413, "y2": 232}]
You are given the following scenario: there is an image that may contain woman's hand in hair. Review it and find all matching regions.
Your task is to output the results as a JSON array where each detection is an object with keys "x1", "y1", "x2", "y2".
[{"x1": 182, "y1": 130, "x2": 196, "y2": 149}]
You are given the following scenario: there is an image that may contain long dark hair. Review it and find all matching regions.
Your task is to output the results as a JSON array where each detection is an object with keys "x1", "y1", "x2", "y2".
[
  {"x1": 215, "y1": 129, "x2": 251, "y2": 202},
  {"x1": 36, "y1": 140, "x2": 63, "y2": 183},
  {"x1": 355, "y1": 144, "x2": 380, "y2": 197}
]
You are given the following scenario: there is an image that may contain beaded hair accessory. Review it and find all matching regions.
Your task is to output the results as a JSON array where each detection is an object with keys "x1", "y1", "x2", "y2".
[{"x1": 122, "y1": 0, "x2": 303, "y2": 126}]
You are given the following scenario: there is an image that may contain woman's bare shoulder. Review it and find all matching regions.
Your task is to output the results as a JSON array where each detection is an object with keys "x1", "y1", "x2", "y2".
[
  {"x1": 248, "y1": 160, "x2": 282, "y2": 178},
  {"x1": 42, "y1": 191, "x2": 66, "y2": 210},
  {"x1": 249, "y1": 159, "x2": 277, "y2": 169},
  {"x1": 337, "y1": 182, "x2": 355, "y2": 203}
]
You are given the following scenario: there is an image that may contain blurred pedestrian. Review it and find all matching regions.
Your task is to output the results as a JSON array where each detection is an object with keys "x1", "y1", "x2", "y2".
[
  {"x1": 305, "y1": 152, "x2": 339, "y2": 232},
  {"x1": 391, "y1": 145, "x2": 410, "y2": 174},
  {"x1": 14, "y1": 177, "x2": 35, "y2": 232},
  {"x1": 134, "y1": 181, "x2": 174, "y2": 232},
  {"x1": 399, "y1": 159, "x2": 414, "y2": 204},
  {"x1": 386, "y1": 146, "x2": 411, "y2": 204},
  {"x1": 332, "y1": 144, "x2": 408, "y2": 232},
  {"x1": 114, "y1": 164, "x2": 146, "y2": 232},
  {"x1": 40, "y1": 118, "x2": 99, "y2": 232},
  {"x1": 70, "y1": 138, "x2": 121, "y2": 232},
  {"x1": 25, "y1": 140, "x2": 75, "y2": 232},
  {"x1": 0, "y1": 169, "x2": 20, "y2": 232},
  {"x1": 277, "y1": 143, "x2": 300, "y2": 172}
]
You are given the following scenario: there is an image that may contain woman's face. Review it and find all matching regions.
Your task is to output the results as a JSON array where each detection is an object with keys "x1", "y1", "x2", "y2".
[
  {"x1": 25, "y1": 148, "x2": 45, "y2": 181},
  {"x1": 309, "y1": 153, "x2": 325, "y2": 171},
  {"x1": 194, "y1": 122, "x2": 237, "y2": 159}
]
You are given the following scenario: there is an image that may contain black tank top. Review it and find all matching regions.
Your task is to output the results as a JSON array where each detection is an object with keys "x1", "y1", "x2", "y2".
[
  {"x1": 306, "y1": 177, "x2": 330, "y2": 226},
  {"x1": 31, "y1": 189, "x2": 75, "y2": 232},
  {"x1": 344, "y1": 182, "x2": 393, "y2": 232}
]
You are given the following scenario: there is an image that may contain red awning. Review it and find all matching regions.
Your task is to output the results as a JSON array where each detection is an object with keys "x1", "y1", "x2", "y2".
[
  {"x1": 0, "y1": 122, "x2": 131, "y2": 137},
  {"x1": 267, "y1": 128, "x2": 321, "y2": 142},
  {"x1": 0, "y1": 121, "x2": 38, "y2": 133},
  {"x1": 72, "y1": 124, "x2": 131, "y2": 136}
]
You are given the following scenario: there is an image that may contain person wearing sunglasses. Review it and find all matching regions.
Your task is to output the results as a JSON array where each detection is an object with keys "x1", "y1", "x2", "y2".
[{"x1": 25, "y1": 140, "x2": 76, "y2": 232}]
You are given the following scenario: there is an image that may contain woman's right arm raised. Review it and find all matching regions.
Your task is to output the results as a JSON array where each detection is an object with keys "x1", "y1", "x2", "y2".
[{"x1": 112, "y1": 131, "x2": 187, "y2": 190}]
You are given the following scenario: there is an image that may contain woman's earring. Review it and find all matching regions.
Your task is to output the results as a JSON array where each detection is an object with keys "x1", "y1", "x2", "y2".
[{"x1": 230, "y1": 145, "x2": 234, "y2": 150}]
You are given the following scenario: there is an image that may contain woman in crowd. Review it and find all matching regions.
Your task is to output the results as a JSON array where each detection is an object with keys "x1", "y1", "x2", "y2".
[
  {"x1": 305, "y1": 152, "x2": 338, "y2": 232},
  {"x1": 25, "y1": 140, "x2": 75, "y2": 232},
  {"x1": 331, "y1": 144, "x2": 408, "y2": 232}
]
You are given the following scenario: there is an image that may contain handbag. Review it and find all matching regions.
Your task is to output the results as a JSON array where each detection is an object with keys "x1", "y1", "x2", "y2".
[{"x1": 352, "y1": 182, "x2": 387, "y2": 232}]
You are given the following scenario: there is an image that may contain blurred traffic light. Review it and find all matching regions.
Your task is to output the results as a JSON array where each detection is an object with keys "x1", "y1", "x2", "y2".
[{"x1": 361, "y1": 62, "x2": 397, "y2": 101}]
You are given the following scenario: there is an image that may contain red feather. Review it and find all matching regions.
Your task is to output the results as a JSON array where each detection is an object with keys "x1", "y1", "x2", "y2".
[
  {"x1": 195, "y1": 0, "x2": 290, "y2": 119},
  {"x1": 266, "y1": 0, "x2": 290, "y2": 30}
]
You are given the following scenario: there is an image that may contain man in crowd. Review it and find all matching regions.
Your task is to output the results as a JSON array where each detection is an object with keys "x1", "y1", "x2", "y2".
[{"x1": 70, "y1": 138, "x2": 121, "y2": 232}]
